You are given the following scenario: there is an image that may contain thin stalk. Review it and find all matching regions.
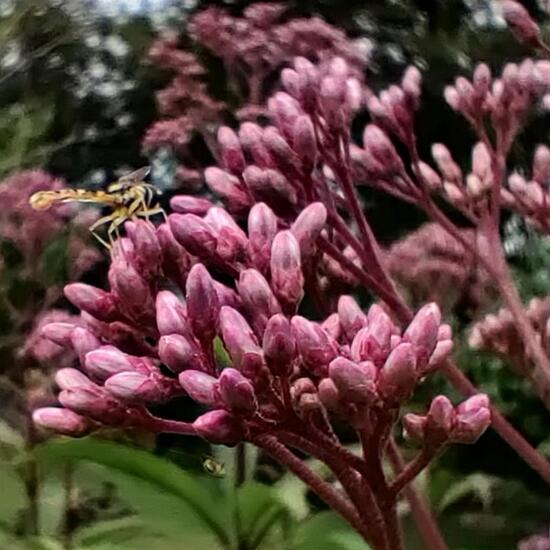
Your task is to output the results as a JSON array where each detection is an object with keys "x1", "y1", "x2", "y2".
[
  {"x1": 253, "y1": 435, "x2": 374, "y2": 544},
  {"x1": 386, "y1": 440, "x2": 449, "y2": 550}
]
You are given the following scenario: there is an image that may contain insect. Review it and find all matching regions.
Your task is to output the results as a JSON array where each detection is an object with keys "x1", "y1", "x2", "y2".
[
  {"x1": 29, "y1": 167, "x2": 164, "y2": 248},
  {"x1": 202, "y1": 456, "x2": 226, "y2": 477}
]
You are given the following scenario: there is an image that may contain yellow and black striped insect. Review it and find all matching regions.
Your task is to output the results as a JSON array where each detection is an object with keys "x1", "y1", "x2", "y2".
[{"x1": 29, "y1": 166, "x2": 164, "y2": 248}]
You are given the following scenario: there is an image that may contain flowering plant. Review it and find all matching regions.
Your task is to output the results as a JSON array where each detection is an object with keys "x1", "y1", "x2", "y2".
[{"x1": 31, "y1": 2, "x2": 550, "y2": 548}]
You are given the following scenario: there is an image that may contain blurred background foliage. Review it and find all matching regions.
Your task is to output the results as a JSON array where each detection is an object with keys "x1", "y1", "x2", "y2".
[{"x1": 1, "y1": 0, "x2": 550, "y2": 548}]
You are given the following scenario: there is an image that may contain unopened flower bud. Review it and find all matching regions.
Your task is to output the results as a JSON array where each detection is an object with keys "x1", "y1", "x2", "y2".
[
  {"x1": 403, "y1": 413, "x2": 427, "y2": 441},
  {"x1": 238, "y1": 269, "x2": 281, "y2": 334},
  {"x1": 263, "y1": 314, "x2": 296, "y2": 375},
  {"x1": 85, "y1": 346, "x2": 134, "y2": 381},
  {"x1": 271, "y1": 231, "x2": 304, "y2": 311},
  {"x1": 338, "y1": 295, "x2": 367, "y2": 341},
  {"x1": 318, "y1": 378, "x2": 341, "y2": 412},
  {"x1": 70, "y1": 327, "x2": 101, "y2": 364},
  {"x1": 501, "y1": 0, "x2": 541, "y2": 47},
  {"x1": 125, "y1": 220, "x2": 162, "y2": 272},
  {"x1": 156, "y1": 291, "x2": 188, "y2": 336},
  {"x1": 204, "y1": 167, "x2": 250, "y2": 211},
  {"x1": 239, "y1": 123, "x2": 273, "y2": 168},
  {"x1": 247, "y1": 202, "x2": 278, "y2": 274},
  {"x1": 329, "y1": 357, "x2": 377, "y2": 404},
  {"x1": 533, "y1": 145, "x2": 550, "y2": 184},
  {"x1": 290, "y1": 203, "x2": 327, "y2": 259},
  {"x1": 431, "y1": 144, "x2": 462, "y2": 182},
  {"x1": 378, "y1": 343, "x2": 417, "y2": 404},
  {"x1": 105, "y1": 372, "x2": 169, "y2": 404},
  {"x1": 33, "y1": 407, "x2": 91, "y2": 436},
  {"x1": 218, "y1": 126, "x2": 246, "y2": 174},
  {"x1": 193, "y1": 409, "x2": 244, "y2": 446},
  {"x1": 243, "y1": 166, "x2": 298, "y2": 207},
  {"x1": 186, "y1": 264, "x2": 220, "y2": 341},
  {"x1": 262, "y1": 127, "x2": 297, "y2": 171},
  {"x1": 426, "y1": 395, "x2": 455, "y2": 438},
  {"x1": 58, "y1": 387, "x2": 116, "y2": 421},
  {"x1": 404, "y1": 303, "x2": 442, "y2": 364},
  {"x1": 291, "y1": 316, "x2": 338, "y2": 375},
  {"x1": 217, "y1": 368, "x2": 257, "y2": 415},
  {"x1": 456, "y1": 393, "x2": 490, "y2": 414},
  {"x1": 64, "y1": 284, "x2": 117, "y2": 321},
  {"x1": 179, "y1": 370, "x2": 218, "y2": 406},
  {"x1": 42, "y1": 322, "x2": 74, "y2": 347},
  {"x1": 219, "y1": 306, "x2": 264, "y2": 375},
  {"x1": 321, "y1": 313, "x2": 342, "y2": 341},
  {"x1": 363, "y1": 124, "x2": 404, "y2": 175},
  {"x1": 292, "y1": 115, "x2": 317, "y2": 171},
  {"x1": 169, "y1": 213, "x2": 217, "y2": 259},
  {"x1": 452, "y1": 407, "x2": 491, "y2": 444},
  {"x1": 351, "y1": 305, "x2": 393, "y2": 364},
  {"x1": 159, "y1": 334, "x2": 203, "y2": 373},
  {"x1": 205, "y1": 207, "x2": 248, "y2": 262},
  {"x1": 417, "y1": 161, "x2": 442, "y2": 190},
  {"x1": 55, "y1": 368, "x2": 96, "y2": 391},
  {"x1": 109, "y1": 259, "x2": 154, "y2": 319},
  {"x1": 170, "y1": 195, "x2": 214, "y2": 215}
]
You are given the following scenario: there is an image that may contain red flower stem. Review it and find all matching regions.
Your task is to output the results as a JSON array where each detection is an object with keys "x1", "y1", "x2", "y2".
[
  {"x1": 386, "y1": 439, "x2": 449, "y2": 550},
  {"x1": 253, "y1": 435, "x2": 376, "y2": 546},
  {"x1": 146, "y1": 417, "x2": 196, "y2": 435},
  {"x1": 389, "y1": 446, "x2": 444, "y2": 497}
]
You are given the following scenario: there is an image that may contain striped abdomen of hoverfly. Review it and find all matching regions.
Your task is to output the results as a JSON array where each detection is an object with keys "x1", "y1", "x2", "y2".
[{"x1": 29, "y1": 188, "x2": 122, "y2": 211}]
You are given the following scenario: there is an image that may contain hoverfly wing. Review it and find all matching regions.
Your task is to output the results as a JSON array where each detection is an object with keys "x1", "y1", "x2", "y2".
[{"x1": 119, "y1": 166, "x2": 151, "y2": 183}]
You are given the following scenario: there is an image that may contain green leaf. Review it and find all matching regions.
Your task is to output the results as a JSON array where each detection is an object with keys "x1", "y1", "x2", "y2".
[
  {"x1": 75, "y1": 517, "x2": 157, "y2": 547},
  {"x1": 37, "y1": 438, "x2": 232, "y2": 548},
  {"x1": 289, "y1": 511, "x2": 370, "y2": 550},
  {"x1": 437, "y1": 473, "x2": 499, "y2": 512},
  {"x1": 236, "y1": 482, "x2": 291, "y2": 548}
]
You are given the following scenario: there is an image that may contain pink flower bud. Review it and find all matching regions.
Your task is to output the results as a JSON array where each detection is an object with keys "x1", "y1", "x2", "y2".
[
  {"x1": 238, "y1": 269, "x2": 281, "y2": 334},
  {"x1": 156, "y1": 223, "x2": 193, "y2": 282},
  {"x1": 262, "y1": 313, "x2": 296, "y2": 375},
  {"x1": 85, "y1": 346, "x2": 134, "y2": 381},
  {"x1": 179, "y1": 370, "x2": 218, "y2": 406},
  {"x1": 271, "y1": 231, "x2": 304, "y2": 311},
  {"x1": 318, "y1": 378, "x2": 341, "y2": 412},
  {"x1": 159, "y1": 334, "x2": 203, "y2": 373},
  {"x1": 292, "y1": 115, "x2": 317, "y2": 171},
  {"x1": 427, "y1": 339, "x2": 454, "y2": 371},
  {"x1": 426, "y1": 395, "x2": 455, "y2": 436},
  {"x1": 321, "y1": 313, "x2": 342, "y2": 341},
  {"x1": 337, "y1": 295, "x2": 367, "y2": 340},
  {"x1": 403, "y1": 413, "x2": 426, "y2": 441},
  {"x1": 473, "y1": 63, "x2": 491, "y2": 97},
  {"x1": 64, "y1": 284, "x2": 117, "y2": 321},
  {"x1": 456, "y1": 393, "x2": 490, "y2": 414},
  {"x1": 417, "y1": 161, "x2": 442, "y2": 190},
  {"x1": 472, "y1": 142, "x2": 491, "y2": 181},
  {"x1": 70, "y1": 327, "x2": 101, "y2": 365},
  {"x1": 290, "y1": 203, "x2": 327, "y2": 259},
  {"x1": 33, "y1": 407, "x2": 91, "y2": 436},
  {"x1": 193, "y1": 409, "x2": 244, "y2": 446},
  {"x1": 404, "y1": 303, "x2": 442, "y2": 363},
  {"x1": 328, "y1": 357, "x2": 377, "y2": 404},
  {"x1": 105, "y1": 371, "x2": 167, "y2": 404},
  {"x1": 247, "y1": 202, "x2": 278, "y2": 274},
  {"x1": 55, "y1": 368, "x2": 96, "y2": 391},
  {"x1": 217, "y1": 126, "x2": 246, "y2": 174},
  {"x1": 378, "y1": 343, "x2": 417, "y2": 404},
  {"x1": 204, "y1": 167, "x2": 250, "y2": 211},
  {"x1": 452, "y1": 408, "x2": 491, "y2": 444},
  {"x1": 402, "y1": 66, "x2": 422, "y2": 103},
  {"x1": 262, "y1": 127, "x2": 297, "y2": 171},
  {"x1": 58, "y1": 387, "x2": 116, "y2": 420},
  {"x1": 431, "y1": 144, "x2": 462, "y2": 182},
  {"x1": 238, "y1": 123, "x2": 274, "y2": 168},
  {"x1": 219, "y1": 306, "x2": 264, "y2": 375},
  {"x1": 186, "y1": 264, "x2": 220, "y2": 341},
  {"x1": 291, "y1": 316, "x2": 338, "y2": 375},
  {"x1": 41, "y1": 322, "x2": 74, "y2": 346},
  {"x1": 156, "y1": 291, "x2": 188, "y2": 336},
  {"x1": 168, "y1": 213, "x2": 217, "y2": 259},
  {"x1": 501, "y1": 0, "x2": 541, "y2": 46},
  {"x1": 108, "y1": 259, "x2": 154, "y2": 320},
  {"x1": 444, "y1": 86, "x2": 460, "y2": 111},
  {"x1": 281, "y1": 68, "x2": 301, "y2": 98},
  {"x1": 170, "y1": 195, "x2": 214, "y2": 215},
  {"x1": 351, "y1": 306, "x2": 393, "y2": 365},
  {"x1": 533, "y1": 145, "x2": 550, "y2": 184},
  {"x1": 205, "y1": 207, "x2": 248, "y2": 262},
  {"x1": 243, "y1": 166, "x2": 298, "y2": 207},
  {"x1": 125, "y1": 220, "x2": 162, "y2": 271},
  {"x1": 217, "y1": 368, "x2": 257, "y2": 415},
  {"x1": 362, "y1": 124, "x2": 404, "y2": 175}
]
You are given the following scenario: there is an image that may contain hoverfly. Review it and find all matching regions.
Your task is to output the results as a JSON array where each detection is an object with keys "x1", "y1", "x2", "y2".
[{"x1": 29, "y1": 167, "x2": 164, "y2": 248}]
